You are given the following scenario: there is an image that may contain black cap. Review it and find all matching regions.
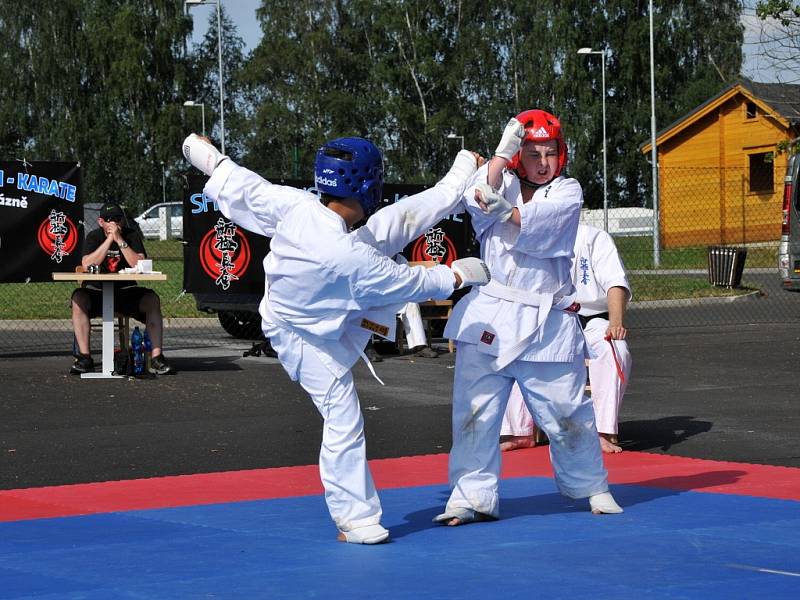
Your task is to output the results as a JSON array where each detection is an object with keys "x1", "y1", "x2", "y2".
[{"x1": 99, "y1": 203, "x2": 124, "y2": 220}]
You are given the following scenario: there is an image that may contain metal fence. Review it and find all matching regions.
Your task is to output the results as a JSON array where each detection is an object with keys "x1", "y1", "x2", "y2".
[{"x1": 2, "y1": 165, "x2": 799, "y2": 358}]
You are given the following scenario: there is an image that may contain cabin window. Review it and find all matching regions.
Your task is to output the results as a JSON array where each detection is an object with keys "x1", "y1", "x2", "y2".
[
  {"x1": 748, "y1": 152, "x2": 773, "y2": 193},
  {"x1": 745, "y1": 101, "x2": 757, "y2": 119}
]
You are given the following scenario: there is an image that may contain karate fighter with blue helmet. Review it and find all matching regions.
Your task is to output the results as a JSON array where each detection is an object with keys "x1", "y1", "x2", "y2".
[
  {"x1": 435, "y1": 110, "x2": 623, "y2": 527},
  {"x1": 183, "y1": 133, "x2": 490, "y2": 545}
]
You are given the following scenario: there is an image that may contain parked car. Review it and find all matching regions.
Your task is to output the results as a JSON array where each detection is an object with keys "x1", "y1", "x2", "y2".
[
  {"x1": 778, "y1": 153, "x2": 800, "y2": 290},
  {"x1": 192, "y1": 293, "x2": 266, "y2": 340},
  {"x1": 135, "y1": 202, "x2": 183, "y2": 239}
]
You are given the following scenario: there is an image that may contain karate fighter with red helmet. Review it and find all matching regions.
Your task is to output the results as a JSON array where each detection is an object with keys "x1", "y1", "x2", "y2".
[
  {"x1": 435, "y1": 110, "x2": 623, "y2": 526},
  {"x1": 183, "y1": 134, "x2": 490, "y2": 544}
]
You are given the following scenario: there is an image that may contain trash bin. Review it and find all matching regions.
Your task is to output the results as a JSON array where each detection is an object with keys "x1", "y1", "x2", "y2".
[{"x1": 707, "y1": 246, "x2": 747, "y2": 288}]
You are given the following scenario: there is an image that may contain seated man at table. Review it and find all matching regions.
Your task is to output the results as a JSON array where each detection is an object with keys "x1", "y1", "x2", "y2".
[{"x1": 69, "y1": 202, "x2": 172, "y2": 375}]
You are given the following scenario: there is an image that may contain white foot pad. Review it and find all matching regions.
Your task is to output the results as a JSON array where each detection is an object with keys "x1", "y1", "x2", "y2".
[
  {"x1": 337, "y1": 523, "x2": 389, "y2": 544},
  {"x1": 590, "y1": 491, "x2": 624, "y2": 514},
  {"x1": 182, "y1": 133, "x2": 226, "y2": 176}
]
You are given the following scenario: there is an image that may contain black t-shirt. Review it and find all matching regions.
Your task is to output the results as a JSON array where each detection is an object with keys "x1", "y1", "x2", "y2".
[
  {"x1": 84, "y1": 226, "x2": 147, "y2": 273},
  {"x1": 83, "y1": 227, "x2": 147, "y2": 290}
]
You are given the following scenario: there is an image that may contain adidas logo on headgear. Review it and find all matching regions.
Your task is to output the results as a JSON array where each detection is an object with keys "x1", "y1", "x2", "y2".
[
  {"x1": 531, "y1": 126, "x2": 550, "y2": 139},
  {"x1": 315, "y1": 175, "x2": 338, "y2": 187}
]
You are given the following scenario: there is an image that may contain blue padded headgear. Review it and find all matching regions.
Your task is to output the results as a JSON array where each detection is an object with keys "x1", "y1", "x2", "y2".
[{"x1": 314, "y1": 137, "x2": 384, "y2": 216}]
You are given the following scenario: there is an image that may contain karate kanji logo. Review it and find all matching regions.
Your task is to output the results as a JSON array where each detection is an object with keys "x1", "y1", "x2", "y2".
[
  {"x1": 410, "y1": 227, "x2": 458, "y2": 266},
  {"x1": 199, "y1": 218, "x2": 252, "y2": 290},
  {"x1": 37, "y1": 210, "x2": 78, "y2": 263}
]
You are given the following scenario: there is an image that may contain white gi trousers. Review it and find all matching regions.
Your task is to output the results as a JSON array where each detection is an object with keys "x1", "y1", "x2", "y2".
[
  {"x1": 447, "y1": 342, "x2": 608, "y2": 518},
  {"x1": 398, "y1": 301, "x2": 427, "y2": 349},
  {"x1": 290, "y1": 333, "x2": 382, "y2": 532},
  {"x1": 500, "y1": 317, "x2": 631, "y2": 437},
  {"x1": 584, "y1": 318, "x2": 631, "y2": 434}
]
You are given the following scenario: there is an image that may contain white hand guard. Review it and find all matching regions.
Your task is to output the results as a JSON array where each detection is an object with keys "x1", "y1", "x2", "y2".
[
  {"x1": 475, "y1": 182, "x2": 514, "y2": 222},
  {"x1": 182, "y1": 133, "x2": 227, "y2": 176},
  {"x1": 451, "y1": 257, "x2": 491, "y2": 289},
  {"x1": 494, "y1": 118, "x2": 525, "y2": 161},
  {"x1": 439, "y1": 149, "x2": 479, "y2": 191}
]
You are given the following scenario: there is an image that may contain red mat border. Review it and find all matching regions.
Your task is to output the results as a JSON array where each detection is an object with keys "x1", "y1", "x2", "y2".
[{"x1": 1, "y1": 449, "x2": 798, "y2": 522}]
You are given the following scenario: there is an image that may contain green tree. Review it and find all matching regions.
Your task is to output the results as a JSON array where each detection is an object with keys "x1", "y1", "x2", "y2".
[
  {"x1": 0, "y1": 1, "x2": 194, "y2": 213},
  {"x1": 238, "y1": 0, "x2": 742, "y2": 204},
  {"x1": 239, "y1": 0, "x2": 390, "y2": 179},
  {"x1": 185, "y1": 4, "x2": 248, "y2": 161},
  {"x1": 753, "y1": 0, "x2": 800, "y2": 83},
  {"x1": 565, "y1": 1, "x2": 743, "y2": 208},
  {"x1": 241, "y1": 0, "x2": 505, "y2": 182}
]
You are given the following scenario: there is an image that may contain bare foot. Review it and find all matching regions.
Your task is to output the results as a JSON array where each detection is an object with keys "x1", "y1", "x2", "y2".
[
  {"x1": 437, "y1": 512, "x2": 493, "y2": 526},
  {"x1": 599, "y1": 433, "x2": 622, "y2": 453},
  {"x1": 499, "y1": 435, "x2": 536, "y2": 452}
]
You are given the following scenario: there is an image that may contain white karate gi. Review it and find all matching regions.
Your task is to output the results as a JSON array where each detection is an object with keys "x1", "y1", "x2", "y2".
[
  {"x1": 501, "y1": 224, "x2": 632, "y2": 437},
  {"x1": 204, "y1": 159, "x2": 468, "y2": 532},
  {"x1": 441, "y1": 167, "x2": 609, "y2": 518},
  {"x1": 395, "y1": 255, "x2": 428, "y2": 349}
]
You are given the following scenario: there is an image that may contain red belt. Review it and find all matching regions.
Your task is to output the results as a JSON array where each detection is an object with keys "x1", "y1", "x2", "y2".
[{"x1": 603, "y1": 335, "x2": 626, "y2": 384}]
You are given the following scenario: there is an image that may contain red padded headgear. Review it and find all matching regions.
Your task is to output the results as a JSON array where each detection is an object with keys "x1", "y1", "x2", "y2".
[{"x1": 507, "y1": 109, "x2": 567, "y2": 180}]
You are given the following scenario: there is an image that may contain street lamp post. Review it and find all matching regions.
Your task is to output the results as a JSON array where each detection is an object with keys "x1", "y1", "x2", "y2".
[
  {"x1": 183, "y1": 100, "x2": 206, "y2": 136},
  {"x1": 185, "y1": 0, "x2": 225, "y2": 154},
  {"x1": 446, "y1": 132, "x2": 464, "y2": 149},
  {"x1": 649, "y1": 0, "x2": 661, "y2": 266},
  {"x1": 160, "y1": 161, "x2": 169, "y2": 239},
  {"x1": 577, "y1": 47, "x2": 608, "y2": 232},
  {"x1": 161, "y1": 161, "x2": 166, "y2": 205}
]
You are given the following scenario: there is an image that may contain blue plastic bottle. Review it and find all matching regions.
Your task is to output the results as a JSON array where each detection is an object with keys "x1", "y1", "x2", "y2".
[
  {"x1": 143, "y1": 329, "x2": 153, "y2": 373},
  {"x1": 131, "y1": 326, "x2": 144, "y2": 376}
]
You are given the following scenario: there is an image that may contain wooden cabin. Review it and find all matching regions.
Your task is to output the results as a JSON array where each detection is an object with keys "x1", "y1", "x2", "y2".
[{"x1": 641, "y1": 78, "x2": 800, "y2": 248}]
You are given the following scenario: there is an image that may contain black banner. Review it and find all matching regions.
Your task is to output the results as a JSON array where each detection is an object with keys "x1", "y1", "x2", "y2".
[
  {"x1": 0, "y1": 161, "x2": 82, "y2": 282},
  {"x1": 183, "y1": 174, "x2": 269, "y2": 295},
  {"x1": 379, "y1": 183, "x2": 477, "y2": 266},
  {"x1": 182, "y1": 175, "x2": 477, "y2": 295}
]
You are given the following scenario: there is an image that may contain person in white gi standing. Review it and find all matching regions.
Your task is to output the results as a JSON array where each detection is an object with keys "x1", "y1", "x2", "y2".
[
  {"x1": 435, "y1": 109, "x2": 623, "y2": 526},
  {"x1": 183, "y1": 134, "x2": 490, "y2": 544},
  {"x1": 364, "y1": 255, "x2": 437, "y2": 361},
  {"x1": 395, "y1": 254, "x2": 439, "y2": 358},
  {"x1": 500, "y1": 223, "x2": 632, "y2": 453}
]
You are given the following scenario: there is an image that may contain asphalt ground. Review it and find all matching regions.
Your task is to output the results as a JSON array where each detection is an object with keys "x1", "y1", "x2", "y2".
[
  {"x1": 1, "y1": 317, "x2": 799, "y2": 491},
  {"x1": 3, "y1": 271, "x2": 799, "y2": 357}
]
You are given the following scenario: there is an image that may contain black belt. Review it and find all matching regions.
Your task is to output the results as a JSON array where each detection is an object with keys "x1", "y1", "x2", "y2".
[{"x1": 578, "y1": 312, "x2": 609, "y2": 329}]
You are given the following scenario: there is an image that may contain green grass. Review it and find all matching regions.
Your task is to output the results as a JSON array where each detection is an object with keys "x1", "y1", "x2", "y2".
[
  {"x1": 616, "y1": 236, "x2": 777, "y2": 270},
  {"x1": 0, "y1": 238, "x2": 768, "y2": 319},
  {"x1": 629, "y1": 275, "x2": 758, "y2": 302},
  {"x1": 0, "y1": 240, "x2": 205, "y2": 320},
  {"x1": 144, "y1": 239, "x2": 185, "y2": 260}
]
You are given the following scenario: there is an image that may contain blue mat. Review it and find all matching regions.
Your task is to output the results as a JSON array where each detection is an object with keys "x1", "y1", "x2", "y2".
[{"x1": 1, "y1": 477, "x2": 798, "y2": 599}]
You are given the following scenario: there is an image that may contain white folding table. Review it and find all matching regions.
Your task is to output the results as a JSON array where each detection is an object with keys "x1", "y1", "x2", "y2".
[{"x1": 52, "y1": 272, "x2": 168, "y2": 379}]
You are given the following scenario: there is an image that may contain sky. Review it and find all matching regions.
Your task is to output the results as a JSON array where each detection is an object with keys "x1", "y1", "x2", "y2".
[{"x1": 187, "y1": 1, "x2": 786, "y2": 84}]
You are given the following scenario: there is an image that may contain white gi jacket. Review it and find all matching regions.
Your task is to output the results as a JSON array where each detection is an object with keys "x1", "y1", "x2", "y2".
[
  {"x1": 444, "y1": 166, "x2": 584, "y2": 367},
  {"x1": 205, "y1": 159, "x2": 464, "y2": 381},
  {"x1": 572, "y1": 224, "x2": 632, "y2": 316}
]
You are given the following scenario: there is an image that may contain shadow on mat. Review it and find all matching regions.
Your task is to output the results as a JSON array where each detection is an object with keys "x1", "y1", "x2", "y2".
[
  {"x1": 625, "y1": 469, "x2": 749, "y2": 494},
  {"x1": 389, "y1": 489, "x2": 608, "y2": 540},
  {"x1": 389, "y1": 469, "x2": 747, "y2": 539},
  {"x1": 619, "y1": 415, "x2": 712, "y2": 452},
  {"x1": 164, "y1": 356, "x2": 244, "y2": 372},
  {"x1": 391, "y1": 493, "x2": 610, "y2": 540}
]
